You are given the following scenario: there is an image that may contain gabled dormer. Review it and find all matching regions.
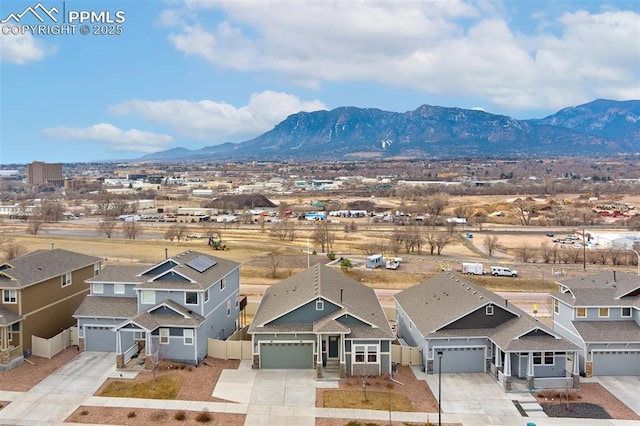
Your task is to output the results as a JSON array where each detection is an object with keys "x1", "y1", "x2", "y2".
[
  {"x1": 439, "y1": 302, "x2": 519, "y2": 331},
  {"x1": 138, "y1": 259, "x2": 179, "y2": 277},
  {"x1": 148, "y1": 268, "x2": 195, "y2": 283}
]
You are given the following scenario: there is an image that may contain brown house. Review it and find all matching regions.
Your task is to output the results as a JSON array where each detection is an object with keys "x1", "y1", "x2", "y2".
[{"x1": 0, "y1": 248, "x2": 102, "y2": 370}]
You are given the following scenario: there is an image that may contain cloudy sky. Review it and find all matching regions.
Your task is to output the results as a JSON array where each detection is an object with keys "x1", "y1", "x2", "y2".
[{"x1": 1, "y1": 0, "x2": 639, "y2": 163}]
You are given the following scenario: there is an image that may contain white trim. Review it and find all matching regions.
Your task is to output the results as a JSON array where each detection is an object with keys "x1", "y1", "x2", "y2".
[
  {"x1": 114, "y1": 283, "x2": 125, "y2": 294},
  {"x1": 2, "y1": 289, "x2": 17, "y2": 304},
  {"x1": 140, "y1": 290, "x2": 155, "y2": 304},
  {"x1": 185, "y1": 291, "x2": 199, "y2": 306},
  {"x1": 61, "y1": 272, "x2": 72, "y2": 287},
  {"x1": 149, "y1": 268, "x2": 196, "y2": 283},
  {"x1": 486, "y1": 305, "x2": 494, "y2": 316},
  {"x1": 598, "y1": 307, "x2": 609, "y2": 318},
  {"x1": 621, "y1": 307, "x2": 632, "y2": 318},
  {"x1": 575, "y1": 307, "x2": 586, "y2": 318},
  {"x1": 93, "y1": 283, "x2": 104, "y2": 294},
  {"x1": 183, "y1": 329, "x2": 194, "y2": 345},
  {"x1": 159, "y1": 328, "x2": 170, "y2": 344}
]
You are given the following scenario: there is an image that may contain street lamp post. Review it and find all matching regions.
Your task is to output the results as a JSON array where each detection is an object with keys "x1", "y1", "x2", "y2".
[{"x1": 437, "y1": 350, "x2": 443, "y2": 426}]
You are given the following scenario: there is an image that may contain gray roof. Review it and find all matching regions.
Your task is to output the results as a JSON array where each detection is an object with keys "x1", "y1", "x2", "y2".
[
  {"x1": 554, "y1": 271, "x2": 640, "y2": 306},
  {"x1": 123, "y1": 299, "x2": 205, "y2": 331},
  {"x1": 0, "y1": 249, "x2": 102, "y2": 289},
  {"x1": 395, "y1": 272, "x2": 578, "y2": 352},
  {"x1": 86, "y1": 265, "x2": 147, "y2": 284},
  {"x1": 249, "y1": 264, "x2": 394, "y2": 339},
  {"x1": 0, "y1": 306, "x2": 23, "y2": 326},
  {"x1": 86, "y1": 251, "x2": 240, "y2": 291},
  {"x1": 73, "y1": 296, "x2": 138, "y2": 319},
  {"x1": 572, "y1": 321, "x2": 640, "y2": 343}
]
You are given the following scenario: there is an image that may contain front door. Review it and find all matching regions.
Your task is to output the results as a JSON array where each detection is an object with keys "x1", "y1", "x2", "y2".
[{"x1": 328, "y1": 336, "x2": 339, "y2": 358}]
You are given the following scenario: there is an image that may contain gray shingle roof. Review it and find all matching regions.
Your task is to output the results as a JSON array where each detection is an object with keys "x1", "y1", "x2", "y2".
[
  {"x1": 0, "y1": 306, "x2": 23, "y2": 326},
  {"x1": 249, "y1": 264, "x2": 393, "y2": 339},
  {"x1": 86, "y1": 265, "x2": 147, "y2": 284},
  {"x1": 124, "y1": 299, "x2": 205, "y2": 331},
  {"x1": 0, "y1": 249, "x2": 101, "y2": 289},
  {"x1": 73, "y1": 296, "x2": 138, "y2": 319},
  {"x1": 556, "y1": 271, "x2": 640, "y2": 305},
  {"x1": 572, "y1": 320, "x2": 640, "y2": 343},
  {"x1": 396, "y1": 272, "x2": 579, "y2": 352}
]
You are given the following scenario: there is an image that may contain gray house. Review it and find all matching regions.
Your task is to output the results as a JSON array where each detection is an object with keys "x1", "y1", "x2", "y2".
[
  {"x1": 74, "y1": 251, "x2": 241, "y2": 367},
  {"x1": 551, "y1": 270, "x2": 640, "y2": 376},
  {"x1": 395, "y1": 272, "x2": 581, "y2": 391},
  {"x1": 248, "y1": 264, "x2": 394, "y2": 378}
]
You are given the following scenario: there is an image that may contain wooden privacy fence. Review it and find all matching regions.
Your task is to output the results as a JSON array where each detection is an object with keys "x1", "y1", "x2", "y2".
[
  {"x1": 207, "y1": 326, "x2": 252, "y2": 360},
  {"x1": 391, "y1": 343, "x2": 421, "y2": 366},
  {"x1": 31, "y1": 326, "x2": 77, "y2": 359}
]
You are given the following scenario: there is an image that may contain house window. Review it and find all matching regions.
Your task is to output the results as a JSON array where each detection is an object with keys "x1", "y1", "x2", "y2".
[
  {"x1": 141, "y1": 290, "x2": 155, "y2": 304},
  {"x1": 316, "y1": 299, "x2": 324, "y2": 311},
  {"x1": 93, "y1": 283, "x2": 103, "y2": 294},
  {"x1": 94, "y1": 263, "x2": 100, "y2": 276},
  {"x1": 114, "y1": 284, "x2": 125, "y2": 294},
  {"x1": 134, "y1": 331, "x2": 145, "y2": 340},
  {"x1": 61, "y1": 272, "x2": 72, "y2": 287},
  {"x1": 533, "y1": 352, "x2": 555, "y2": 365},
  {"x1": 622, "y1": 307, "x2": 632, "y2": 318},
  {"x1": 227, "y1": 300, "x2": 231, "y2": 317},
  {"x1": 159, "y1": 328, "x2": 169, "y2": 344},
  {"x1": 185, "y1": 292, "x2": 198, "y2": 305},
  {"x1": 3, "y1": 289, "x2": 17, "y2": 304},
  {"x1": 553, "y1": 299, "x2": 559, "y2": 314},
  {"x1": 598, "y1": 307, "x2": 609, "y2": 318},
  {"x1": 220, "y1": 277, "x2": 226, "y2": 291},
  {"x1": 354, "y1": 345, "x2": 378, "y2": 364},
  {"x1": 486, "y1": 305, "x2": 494, "y2": 316},
  {"x1": 204, "y1": 289, "x2": 209, "y2": 303},
  {"x1": 184, "y1": 329, "x2": 194, "y2": 345},
  {"x1": 576, "y1": 307, "x2": 586, "y2": 318}
]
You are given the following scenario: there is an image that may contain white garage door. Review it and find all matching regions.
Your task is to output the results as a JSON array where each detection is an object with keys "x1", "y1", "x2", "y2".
[
  {"x1": 593, "y1": 351, "x2": 640, "y2": 376},
  {"x1": 434, "y1": 347, "x2": 486, "y2": 373},
  {"x1": 85, "y1": 326, "x2": 116, "y2": 352}
]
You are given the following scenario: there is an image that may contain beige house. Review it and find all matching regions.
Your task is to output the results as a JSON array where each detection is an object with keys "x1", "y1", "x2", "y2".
[{"x1": 0, "y1": 249, "x2": 102, "y2": 370}]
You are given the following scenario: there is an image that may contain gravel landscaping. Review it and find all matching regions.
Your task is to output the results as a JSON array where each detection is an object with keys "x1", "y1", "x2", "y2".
[{"x1": 541, "y1": 402, "x2": 611, "y2": 419}]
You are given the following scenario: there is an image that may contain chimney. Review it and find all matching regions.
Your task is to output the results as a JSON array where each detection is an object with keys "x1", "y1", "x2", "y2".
[
  {"x1": 340, "y1": 288, "x2": 343, "y2": 303},
  {"x1": 165, "y1": 248, "x2": 168, "y2": 259}
]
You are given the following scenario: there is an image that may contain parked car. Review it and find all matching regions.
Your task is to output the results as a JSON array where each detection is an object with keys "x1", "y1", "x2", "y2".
[
  {"x1": 546, "y1": 233, "x2": 554, "y2": 237},
  {"x1": 466, "y1": 233, "x2": 473, "y2": 238},
  {"x1": 490, "y1": 266, "x2": 518, "y2": 277}
]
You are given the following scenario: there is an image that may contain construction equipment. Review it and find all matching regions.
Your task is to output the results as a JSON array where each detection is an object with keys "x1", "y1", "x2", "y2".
[{"x1": 208, "y1": 233, "x2": 228, "y2": 250}]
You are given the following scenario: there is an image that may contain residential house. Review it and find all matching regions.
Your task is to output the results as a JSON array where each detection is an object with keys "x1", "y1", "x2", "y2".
[
  {"x1": 395, "y1": 272, "x2": 581, "y2": 391},
  {"x1": 551, "y1": 270, "x2": 640, "y2": 376},
  {"x1": 249, "y1": 264, "x2": 394, "y2": 378},
  {"x1": 74, "y1": 250, "x2": 241, "y2": 367},
  {"x1": 0, "y1": 249, "x2": 102, "y2": 370}
]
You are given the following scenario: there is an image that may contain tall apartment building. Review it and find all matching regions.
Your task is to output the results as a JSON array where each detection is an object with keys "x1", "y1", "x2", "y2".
[{"x1": 27, "y1": 161, "x2": 64, "y2": 186}]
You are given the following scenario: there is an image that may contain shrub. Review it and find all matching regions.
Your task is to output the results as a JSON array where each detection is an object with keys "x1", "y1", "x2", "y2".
[
  {"x1": 174, "y1": 411, "x2": 186, "y2": 421},
  {"x1": 149, "y1": 411, "x2": 167, "y2": 421},
  {"x1": 195, "y1": 410, "x2": 212, "y2": 422},
  {"x1": 346, "y1": 422, "x2": 362, "y2": 426},
  {"x1": 79, "y1": 410, "x2": 89, "y2": 416},
  {"x1": 126, "y1": 411, "x2": 136, "y2": 418},
  {"x1": 327, "y1": 251, "x2": 336, "y2": 260}
]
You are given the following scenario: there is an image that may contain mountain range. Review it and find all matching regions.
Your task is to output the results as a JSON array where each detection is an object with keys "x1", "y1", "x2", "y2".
[{"x1": 142, "y1": 99, "x2": 640, "y2": 161}]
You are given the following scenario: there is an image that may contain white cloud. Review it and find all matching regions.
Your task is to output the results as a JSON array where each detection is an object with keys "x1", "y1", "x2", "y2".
[
  {"x1": 41, "y1": 123, "x2": 173, "y2": 153},
  {"x1": 164, "y1": 2, "x2": 640, "y2": 111},
  {"x1": 0, "y1": 33, "x2": 50, "y2": 64},
  {"x1": 108, "y1": 90, "x2": 326, "y2": 141}
]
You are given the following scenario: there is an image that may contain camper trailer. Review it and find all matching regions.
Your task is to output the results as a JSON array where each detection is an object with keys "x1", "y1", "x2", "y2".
[
  {"x1": 366, "y1": 254, "x2": 383, "y2": 269},
  {"x1": 461, "y1": 262, "x2": 484, "y2": 275}
]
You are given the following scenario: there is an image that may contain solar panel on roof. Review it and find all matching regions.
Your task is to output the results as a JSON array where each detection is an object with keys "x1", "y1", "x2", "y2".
[{"x1": 186, "y1": 255, "x2": 217, "y2": 273}]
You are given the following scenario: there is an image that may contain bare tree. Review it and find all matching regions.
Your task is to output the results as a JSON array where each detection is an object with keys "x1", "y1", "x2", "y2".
[
  {"x1": 389, "y1": 229, "x2": 405, "y2": 256},
  {"x1": 26, "y1": 211, "x2": 45, "y2": 235},
  {"x1": 483, "y1": 235, "x2": 500, "y2": 257},
  {"x1": 361, "y1": 241, "x2": 386, "y2": 256},
  {"x1": 0, "y1": 241, "x2": 27, "y2": 261},
  {"x1": 98, "y1": 218, "x2": 118, "y2": 238},
  {"x1": 270, "y1": 220, "x2": 291, "y2": 242},
  {"x1": 513, "y1": 198, "x2": 535, "y2": 226},
  {"x1": 540, "y1": 242, "x2": 558, "y2": 264},
  {"x1": 453, "y1": 205, "x2": 474, "y2": 220},
  {"x1": 517, "y1": 245, "x2": 534, "y2": 263},
  {"x1": 434, "y1": 232, "x2": 451, "y2": 255},
  {"x1": 423, "y1": 193, "x2": 449, "y2": 217},
  {"x1": 122, "y1": 220, "x2": 142, "y2": 239},
  {"x1": 312, "y1": 221, "x2": 334, "y2": 253},
  {"x1": 267, "y1": 251, "x2": 281, "y2": 278}
]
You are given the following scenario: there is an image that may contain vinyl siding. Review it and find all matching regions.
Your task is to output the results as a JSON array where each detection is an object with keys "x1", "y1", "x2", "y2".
[
  {"x1": 94, "y1": 283, "x2": 136, "y2": 297},
  {"x1": 270, "y1": 299, "x2": 340, "y2": 325},
  {"x1": 442, "y1": 304, "x2": 515, "y2": 329}
]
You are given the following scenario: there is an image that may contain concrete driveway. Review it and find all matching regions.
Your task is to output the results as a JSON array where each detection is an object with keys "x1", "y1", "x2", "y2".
[
  {"x1": 0, "y1": 351, "x2": 116, "y2": 425},
  {"x1": 213, "y1": 362, "x2": 318, "y2": 426},
  {"x1": 422, "y1": 371, "x2": 538, "y2": 417},
  {"x1": 595, "y1": 376, "x2": 640, "y2": 415}
]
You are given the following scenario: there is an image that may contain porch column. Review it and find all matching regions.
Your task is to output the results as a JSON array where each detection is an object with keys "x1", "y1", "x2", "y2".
[
  {"x1": 316, "y1": 334, "x2": 323, "y2": 378},
  {"x1": 115, "y1": 331, "x2": 124, "y2": 369},
  {"x1": 0, "y1": 327, "x2": 9, "y2": 366},
  {"x1": 502, "y1": 352, "x2": 512, "y2": 391},
  {"x1": 526, "y1": 352, "x2": 535, "y2": 390},
  {"x1": 144, "y1": 332, "x2": 153, "y2": 370},
  {"x1": 339, "y1": 335, "x2": 346, "y2": 378},
  {"x1": 493, "y1": 346, "x2": 502, "y2": 379},
  {"x1": 571, "y1": 350, "x2": 580, "y2": 388}
]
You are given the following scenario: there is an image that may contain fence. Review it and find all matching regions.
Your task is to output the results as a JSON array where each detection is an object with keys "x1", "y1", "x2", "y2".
[
  {"x1": 391, "y1": 344, "x2": 421, "y2": 365},
  {"x1": 207, "y1": 326, "x2": 252, "y2": 360},
  {"x1": 31, "y1": 326, "x2": 75, "y2": 359}
]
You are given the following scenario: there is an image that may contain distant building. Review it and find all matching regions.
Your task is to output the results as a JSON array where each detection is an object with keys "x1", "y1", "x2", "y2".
[{"x1": 27, "y1": 162, "x2": 63, "y2": 186}]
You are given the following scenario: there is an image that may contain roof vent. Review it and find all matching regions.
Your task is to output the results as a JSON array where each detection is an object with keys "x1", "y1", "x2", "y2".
[
  {"x1": 479, "y1": 296, "x2": 483, "y2": 299},
  {"x1": 473, "y1": 291, "x2": 477, "y2": 294}
]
